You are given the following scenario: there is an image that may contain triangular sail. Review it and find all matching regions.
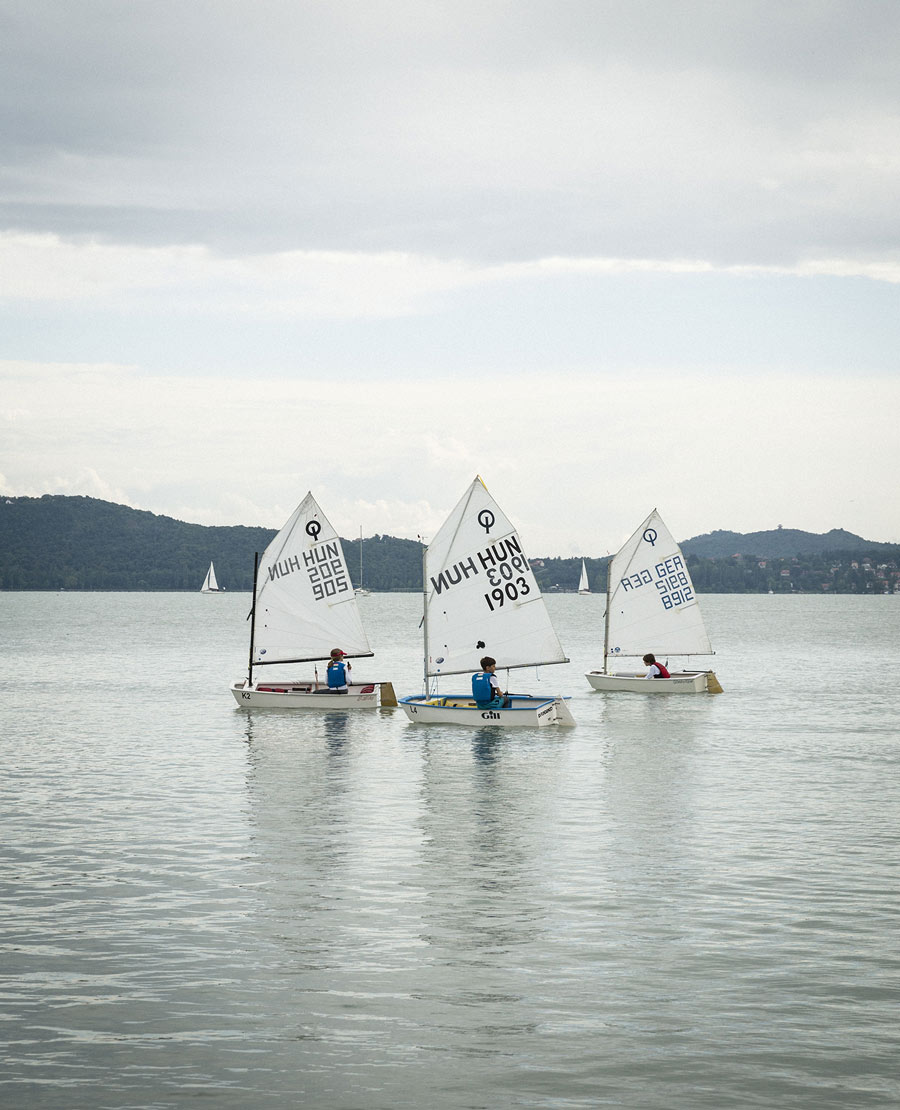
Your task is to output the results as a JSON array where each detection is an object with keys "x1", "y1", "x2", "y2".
[
  {"x1": 578, "y1": 560, "x2": 590, "y2": 593},
  {"x1": 252, "y1": 492, "x2": 372, "y2": 665},
  {"x1": 605, "y1": 509, "x2": 711, "y2": 662},
  {"x1": 424, "y1": 476, "x2": 568, "y2": 677},
  {"x1": 201, "y1": 562, "x2": 219, "y2": 592}
]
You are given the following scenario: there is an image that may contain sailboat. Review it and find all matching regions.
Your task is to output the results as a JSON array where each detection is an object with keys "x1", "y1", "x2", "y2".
[
  {"x1": 585, "y1": 509, "x2": 723, "y2": 694},
  {"x1": 355, "y1": 526, "x2": 371, "y2": 596},
  {"x1": 201, "y1": 562, "x2": 223, "y2": 593},
  {"x1": 577, "y1": 560, "x2": 590, "y2": 594},
  {"x1": 230, "y1": 492, "x2": 396, "y2": 709},
  {"x1": 399, "y1": 476, "x2": 575, "y2": 726}
]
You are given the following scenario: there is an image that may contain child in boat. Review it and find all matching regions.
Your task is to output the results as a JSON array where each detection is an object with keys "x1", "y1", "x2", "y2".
[
  {"x1": 472, "y1": 657, "x2": 509, "y2": 708},
  {"x1": 642, "y1": 653, "x2": 670, "y2": 679},
  {"x1": 326, "y1": 648, "x2": 351, "y2": 692}
]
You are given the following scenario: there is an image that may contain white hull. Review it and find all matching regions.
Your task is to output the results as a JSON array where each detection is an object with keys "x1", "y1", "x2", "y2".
[
  {"x1": 399, "y1": 693, "x2": 575, "y2": 727},
  {"x1": 585, "y1": 669, "x2": 717, "y2": 694},
  {"x1": 231, "y1": 679, "x2": 380, "y2": 709}
]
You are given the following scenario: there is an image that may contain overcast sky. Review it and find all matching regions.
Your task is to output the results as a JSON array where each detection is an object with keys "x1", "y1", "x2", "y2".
[{"x1": 2, "y1": 0, "x2": 899, "y2": 554}]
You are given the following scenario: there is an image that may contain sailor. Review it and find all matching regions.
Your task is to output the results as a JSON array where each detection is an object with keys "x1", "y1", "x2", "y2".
[
  {"x1": 472, "y1": 656, "x2": 508, "y2": 708},
  {"x1": 642, "y1": 653, "x2": 670, "y2": 679},
  {"x1": 326, "y1": 648, "x2": 351, "y2": 693}
]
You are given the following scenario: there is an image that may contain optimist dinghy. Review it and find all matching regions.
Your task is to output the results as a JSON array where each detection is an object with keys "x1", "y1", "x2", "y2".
[
  {"x1": 230, "y1": 492, "x2": 396, "y2": 709},
  {"x1": 399, "y1": 476, "x2": 575, "y2": 726},
  {"x1": 585, "y1": 509, "x2": 723, "y2": 694}
]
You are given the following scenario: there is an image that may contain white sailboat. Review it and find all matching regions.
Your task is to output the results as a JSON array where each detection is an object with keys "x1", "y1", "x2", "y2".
[
  {"x1": 577, "y1": 559, "x2": 590, "y2": 594},
  {"x1": 355, "y1": 526, "x2": 371, "y2": 596},
  {"x1": 399, "y1": 476, "x2": 575, "y2": 726},
  {"x1": 201, "y1": 561, "x2": 222, "y2": 593},
  {"x1": 585, "y1": 509, "x2": 723, "y2": 694},
  {"x1": 230, "y1": 492, "x2": 396, "y2": 709}
]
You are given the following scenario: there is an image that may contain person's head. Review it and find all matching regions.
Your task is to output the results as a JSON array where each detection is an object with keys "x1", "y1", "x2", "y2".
[
  {"x1": 330, "y1": 648, "x2": 346, "y2": 660},
  {"x1": 642, "y1": 653, "x2": 656, "y2": 665},
  {"x1": 480, "y1": 656, "x2": 496, "y2": 672}
]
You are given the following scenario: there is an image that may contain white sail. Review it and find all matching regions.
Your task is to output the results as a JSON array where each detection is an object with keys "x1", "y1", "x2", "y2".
[
  {"x1": 252, "y1": 492, "x2": 372, "y2": 665},
  {"x1": 577, "y1": 560, "x2": 590, "y2": 593},
  {"x1": 424, "y1": 476, "x2": 568, "y2": 677},
  {"x1": 201, "y1": 562, "x2": 219, "y2": 592},
  {"x1": 605, "y1": 509, "x2": 711, "y2": 661}
]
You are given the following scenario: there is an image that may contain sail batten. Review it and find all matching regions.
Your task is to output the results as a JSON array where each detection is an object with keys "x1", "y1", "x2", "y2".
[{"x1": 604, "y1": 508, "x2": 712, "y2": 664}]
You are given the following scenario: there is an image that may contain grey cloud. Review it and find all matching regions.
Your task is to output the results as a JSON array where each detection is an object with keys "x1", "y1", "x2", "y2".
[{"x1": 2, "y1": 0, "x2": 899, "y2": 265}]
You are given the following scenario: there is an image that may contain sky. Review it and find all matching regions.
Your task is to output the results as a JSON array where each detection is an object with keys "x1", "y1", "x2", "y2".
[{"x1": 2, "y1": 0, "x2": 899, "y2": 554}]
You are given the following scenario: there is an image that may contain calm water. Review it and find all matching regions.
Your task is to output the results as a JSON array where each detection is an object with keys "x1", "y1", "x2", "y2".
[{"x1": 2, "y1": 591, "x2": 899, "y2": 1109}]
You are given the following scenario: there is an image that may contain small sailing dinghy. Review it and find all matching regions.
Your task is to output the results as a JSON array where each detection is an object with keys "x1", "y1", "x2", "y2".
[
  {"x1": 399, "y1": 476, "x2": 575, "y2": 726},
  {"x1": 201, "y1": 561, "x2": 223, "y2": 593},
  {"x1": 577, "y1": 560, "x2": 590, "y2": 594},
  {"x1": 585, "y1": 509, "x2": 722, "y2": 694},
  {"x1": 230, "y1": 492, "x2": 396, "y2": 709}
]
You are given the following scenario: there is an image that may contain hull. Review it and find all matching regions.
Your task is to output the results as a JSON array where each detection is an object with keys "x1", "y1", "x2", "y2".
[
  {"x1": 231, "y1": 679, "x2": 379, "y2": 709},
  {"x1": 585, "y1": 670, "x2": 717, "y2": 694},
  {"x1": 399, "y1": 693, "x2": 575, "y2": 727}
]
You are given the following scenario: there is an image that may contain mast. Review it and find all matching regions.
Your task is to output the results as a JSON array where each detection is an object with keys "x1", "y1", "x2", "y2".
[
  {"x1": 359, "y1": 526, "x2": 363, "y2": 588},
  {"x1": 247, "y1": 552, "x2": 260, "y2": 685},
  {"x1": 603, "y1": 555, "x2": 612, "y2": 673},
  {"x1": 421, "y1": 539, "x2": 429, "y2": 692}
]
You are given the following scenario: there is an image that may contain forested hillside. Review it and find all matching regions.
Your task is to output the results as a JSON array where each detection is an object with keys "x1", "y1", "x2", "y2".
[
  {"x1": 0, "y1": 496, "x2": 423, "y2": 591},
  {"x1": 682, "y1": 526, "x2": 892, "y2": 559},
  {"x1": 1, "y1": 495, "x2": 897, "y2": 593}
]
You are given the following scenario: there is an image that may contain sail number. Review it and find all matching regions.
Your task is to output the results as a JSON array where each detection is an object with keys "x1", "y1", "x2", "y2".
[
  {"x1": 620, "y1": 555, "x2": 694, "y2": 610},
  {"x1": 483, "y1": 556, "x2": 531, "y2": 610},
  {"x1": 484, "y1": 577, "x2": 531, "y2": 610},
  {"x1": 481, "y1": 559, "x2": 530, "y2": 612},
  {"x1": 658, "y1": 572, "x2": 693, "y2": 609}
]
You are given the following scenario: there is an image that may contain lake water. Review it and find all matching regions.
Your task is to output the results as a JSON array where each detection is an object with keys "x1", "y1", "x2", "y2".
[{"x1": 2, "y1": 591, "x2": 899, "y2": 1109}]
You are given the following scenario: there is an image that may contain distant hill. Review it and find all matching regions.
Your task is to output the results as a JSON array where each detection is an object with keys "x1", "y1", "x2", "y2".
[
  {"x1": 0, "y1": 495, "x2": 423, "y2": 591},
  {"x1": 681, "y1": 526, "x2": 891, "y2": 559},
  {"x1": 0, "y1": 495, "x2": 896, "y2": 592}
]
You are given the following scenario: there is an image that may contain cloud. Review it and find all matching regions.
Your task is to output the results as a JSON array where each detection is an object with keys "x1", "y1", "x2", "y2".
[
  {"x1": 3, "y1": 233, "x2": 900, "y2": 331},
  {"x1": 2, "y1": 2, "x2": 900, "y2": 266},
  {"x1": 2, "y1": 5, "x2": 899, "y2": 551},
  {"x1": 2, "y1": 359, "x2": 898, "y2": 550}
]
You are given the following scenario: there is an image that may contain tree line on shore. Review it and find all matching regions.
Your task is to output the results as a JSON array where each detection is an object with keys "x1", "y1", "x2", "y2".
[{"x1": 2, "y1": 495, "x2": 897, "y2": 594}]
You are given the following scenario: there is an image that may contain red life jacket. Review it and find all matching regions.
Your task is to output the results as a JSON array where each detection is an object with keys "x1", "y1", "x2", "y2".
[{"x1": 650, "y1": 661, "x2": 670, "y2": 678}]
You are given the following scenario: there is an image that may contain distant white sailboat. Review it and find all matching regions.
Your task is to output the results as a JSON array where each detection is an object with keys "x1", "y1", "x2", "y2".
[
  {"x1": 201, "y1": 561, "x2": 223, "y2": 593},
  {"x1": 577, "y1": 559, "x2": 590, "y2": 594},
  {"x1": 399, "y1": 476, "x2": 575, "y2": 726},
  {"x1": 355, "y1": 526, "x2": 371, "y2": 596},
  {"x1": 585, "y1": 509, "x2": 723, "y2": 694},
  {"x1": 230, "y1": 492, "x2": 396, "y2": 709}
]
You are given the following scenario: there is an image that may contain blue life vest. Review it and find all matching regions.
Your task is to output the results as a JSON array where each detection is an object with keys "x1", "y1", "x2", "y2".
[
  {"x1": 472, "y1": 671, "x2": 494, "y2": 703},
  {"x1": 327, "y1": 660, "x2": 347, "y2": 688}
]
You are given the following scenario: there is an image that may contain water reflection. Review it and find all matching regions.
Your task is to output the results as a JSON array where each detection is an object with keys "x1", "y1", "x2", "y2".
[
  {"x1": 470, "y1": 725, "x2": 505, "y2": 764},
  {"x1": 414, "y1": 732, "x2": 563, "y2": 955}
]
